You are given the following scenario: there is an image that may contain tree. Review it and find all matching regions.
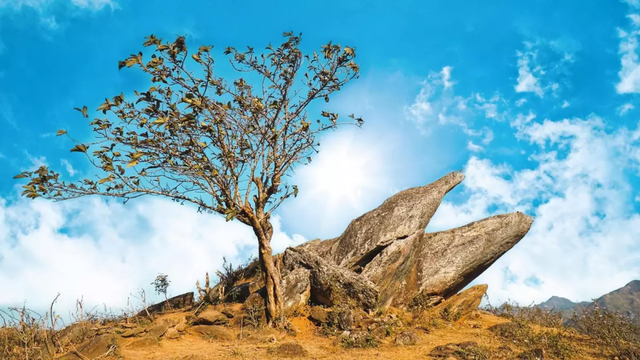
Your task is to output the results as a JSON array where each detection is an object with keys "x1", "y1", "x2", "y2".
[
  {"x1": 13, "y1": 32, "x2": 362, "y2": 324},
  {"x1": 151, "y1": 273, "x2": 171, "y2": 300}
]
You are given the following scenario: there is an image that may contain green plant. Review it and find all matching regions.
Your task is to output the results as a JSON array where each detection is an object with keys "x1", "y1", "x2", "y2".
[
  {"x1": 243, "y1": 301, "x2": 266, "y2": 328},
  {"x1": 151, "y1": 273, "x2": 171, "y2": 301}
]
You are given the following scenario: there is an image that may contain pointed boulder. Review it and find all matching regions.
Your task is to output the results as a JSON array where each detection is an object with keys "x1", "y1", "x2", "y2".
[
  {"x1": 315, "y1": 171, "x2": 465, "y2": 269},
  {"x1": 361, "y1": 212, "x2": 533, "y2": 308}
]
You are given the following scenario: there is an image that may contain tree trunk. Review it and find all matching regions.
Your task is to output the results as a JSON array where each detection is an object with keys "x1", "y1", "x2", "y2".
[{"x1": 255, "y1": 220, "x2": 284, "y2": 325}]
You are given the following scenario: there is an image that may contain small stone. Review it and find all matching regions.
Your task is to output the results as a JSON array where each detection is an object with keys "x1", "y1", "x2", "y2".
[
  {"x1": 193, "y1": 308, "x2": 229, "y2": 326},
  {"x1": 163, "y1": 327, "x2": 180, "y2": 340},
  {"x1": 120, "y1": 327, "x2": 145, "y2": 338},
  {"x1": 175, "y1": 322, "x2": 188, "y2": 332},
  {"x1": 394, "y1": 330, "x2": 418, "y2": 346},
  {"x1": 308, "y1": 306, "x2": 329, "y2": 324}
]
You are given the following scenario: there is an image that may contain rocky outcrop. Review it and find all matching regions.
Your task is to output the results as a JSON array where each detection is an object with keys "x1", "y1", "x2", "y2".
[
  {"x1": 282, "y1": 247, "x2": 378, "y2": 310},
  {"x1": 299, "y1": 171, "x2": 465, "y2": 270},
  {"x1": 362, "y1": 212, "x2": 533, "y2": 307},
  {"x1": 136, "y1": 292, "x2": 194, "y2": 317},
  {"x1": 212, "y1": 171, "x2": 534, "y2": 312},
  {"x1": 281, "y1": 267, "x2": 311, "y2": 315},
  {"x1": 430, "y1": 285, "x2": 488, "y2": 322}
]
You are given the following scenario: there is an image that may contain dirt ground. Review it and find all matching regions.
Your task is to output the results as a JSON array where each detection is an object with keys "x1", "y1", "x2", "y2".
[{"x1": 104, "y1": 309, "x2": 601, "y2": 360}]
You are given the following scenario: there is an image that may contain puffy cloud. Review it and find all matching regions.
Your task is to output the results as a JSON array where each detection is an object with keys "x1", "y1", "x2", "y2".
[{"x1": 515, "y1": 47, "x2": 544, "y2": 97}]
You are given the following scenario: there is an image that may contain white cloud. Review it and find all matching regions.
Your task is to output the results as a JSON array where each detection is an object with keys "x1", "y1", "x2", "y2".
[
  {"x1": 561, "y1": 100, "x2": 570, "y2": 108},
  {"x1": 467, "y1": 141, "x2": 483, "y2": 152},
  {"x1": 405, "y1": 67, "x2": 507, "y2": 138},
  {"x1": 0, "y1": 0, "x2": 115, "y2": 10},
  {"x1": 514, "y1": 40, "x2": 576, "y2": 98},
  {"x1": 616, "y1": 15, "x2": 640, "y2": 94},
  {"x1": 0, "y1": 195, "x2": 304, "y2": 322},
  {"x1": 618, "y1": 102, "x2": 635, "y2": 115},
  {"x1": 441, "y1": 66, "x2": 455, "y2": 89},
  {"x1": 25, "y1": 153, "x2": 47, "y2": 170},
  {"x1": 60, "y1": 159, "x2": 76, "y2": 176},
  {"x1": 70, "y1": 0, "x2": 115, "y2": 10},
  {"x1": 515, "y1": 98, "x2": 527, "y2": 107},
  {"x1": 0, "y1": 0, "x2": 116, "y2": 30},
  {"x1": 515, "y1": 48, "x2": 544, "y2": 97},
  {"x1": 405, "y1": 66, "x2": 467, "y2": 134},
  {"x1": 623, "y1": 0, "x2": 640, "y2": 9},
  {"x1": 510, "y1": 111, "x2": 536, "y2": 134},
  {"x1": 429, "y1": 116, "x2": 640, "y2": 305}
]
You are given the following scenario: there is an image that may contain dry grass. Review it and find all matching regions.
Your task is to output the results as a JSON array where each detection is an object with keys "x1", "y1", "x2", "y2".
[
  {"x1": 484, "y1": 295, "x2": 640, "y2": 359},
  {"x1": 3, "y1": 284, "x2": 640, "y2": 360}
]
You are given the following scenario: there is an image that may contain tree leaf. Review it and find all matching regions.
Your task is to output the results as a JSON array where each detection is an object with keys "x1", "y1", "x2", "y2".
[
  {"x1": 74, "y1": 106, "x2": 88, "y2": 118},
  {"x1": 70, "y1": 144, "x2": 88, "y2": 153},
  {"x1": 292, "y1": 185, "x2": 299, "y2": 198},
  {"x1": 127, "y1": 160, "x2": 139, "y2": 168},
  {"x1": 13, "y1": 173, "x2": 29, "y2": 179},
  {"x1": 56, "y1": 129, "x2": 67, "y2": 136}
]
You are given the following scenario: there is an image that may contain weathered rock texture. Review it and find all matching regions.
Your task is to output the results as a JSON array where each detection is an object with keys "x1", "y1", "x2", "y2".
[
  {"x1": 298, "y1": 171, "x2": 466, "y2": 270},
  {"x1": 136, "y1": 292, "x2": 194, "y2": 317},
  {"x1": 282, "y1": 247, "x2": 378, "y2": 310},
  {"x1": 215, "y1": 171, "x2": 533, "y2": 311},
  {"x1": 362, "y1": 213, "x2": 533, "y2": 307}
]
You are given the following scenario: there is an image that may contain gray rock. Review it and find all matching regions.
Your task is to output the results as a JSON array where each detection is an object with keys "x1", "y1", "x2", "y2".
[
  {"x1": 136, "y1": 292, "x2": 194, "y2": 317},
  {"x1": 189, "y1": 325, "x2": 234, "y2": 341},
  {"x1": 304, "y1": 172, "x2": 465, "y2": 269},
  {"x1": 394, "y1": 330, "x2": 419, "y2": 346},
  {"x1": 283, "y1": 247, "x2": 378, "y2": 310},
  {"x1": 361, "y1": 212, "x2": 533, "y2": 307},
  {"x1": 281, "y1": 267, "x2": 311, "y2": 314},
  {"x1": 192, "y1": 308, "x2": 229, "y2": 326}
]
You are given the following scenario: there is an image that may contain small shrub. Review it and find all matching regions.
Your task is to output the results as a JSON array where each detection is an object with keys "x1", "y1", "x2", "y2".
[
  {"x1": 242, "y1": 300, "x2": 266, "y2": 328},
  {"x1": 339, "y1": 331, "x2": 380, "y2": 349},
  {"x1": 569, "y1": 303, "x2": 640, "y2": 355},
  {"x1": 151, "y1": 274, "x2": 171, "y2": 300}
]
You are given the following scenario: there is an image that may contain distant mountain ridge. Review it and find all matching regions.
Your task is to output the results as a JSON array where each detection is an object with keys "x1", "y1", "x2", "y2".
[{"x1": 535, "y1": 280, "x2": 640, "y2": 324}]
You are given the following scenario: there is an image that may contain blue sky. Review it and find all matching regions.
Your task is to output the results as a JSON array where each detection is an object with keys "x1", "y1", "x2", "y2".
[{"x1": 1, "y1": 0, "x2": 640, "y2": 319}]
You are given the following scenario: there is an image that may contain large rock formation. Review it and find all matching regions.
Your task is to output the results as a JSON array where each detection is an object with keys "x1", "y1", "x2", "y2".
[
  {"x1": 282, "y1": 247, "x2": 378, "y2": 310},
  {"x1": 216, "y1": 171, "x2": 534, "y2": 312},
  {"x1": 297, "y1": 171, "x2": 466, "y2": 270},
  {"x1": 362, "y1": 212, "x2": 533, "y2": 307}
]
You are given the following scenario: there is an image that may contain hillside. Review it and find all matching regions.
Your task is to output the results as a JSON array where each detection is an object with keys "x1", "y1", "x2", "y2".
[
  {"x1": 537, "y1": 280, "x2": 640, "y2": 324},
  {"x1": 4, "y1": 285, "x2": 635, "y2": 360},
  {"x1": 536, "y1": 296, "x2": 591, "y2": 313},
  {"x1": 594, "y1": 280, "x2": 640, "y2": 324}
]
